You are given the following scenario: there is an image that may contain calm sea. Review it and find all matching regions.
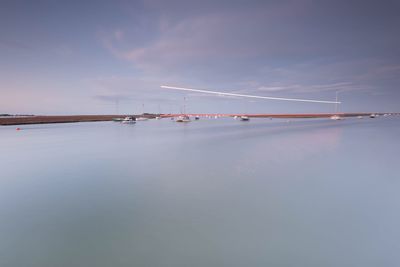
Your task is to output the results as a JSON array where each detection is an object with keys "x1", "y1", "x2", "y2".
[{"x1": 1, "y1": 117, "x2": 399, "y2": 267}]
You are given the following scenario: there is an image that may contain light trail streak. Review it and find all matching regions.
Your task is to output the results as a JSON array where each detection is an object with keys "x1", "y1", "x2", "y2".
[{"x1": 161, "y1": 85, "x2": 341, "y2": 104}]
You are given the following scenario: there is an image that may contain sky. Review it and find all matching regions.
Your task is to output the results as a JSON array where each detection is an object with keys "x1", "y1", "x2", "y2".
[{"x1": 1, "y1": 0, "x2": 399, "y2": 115}]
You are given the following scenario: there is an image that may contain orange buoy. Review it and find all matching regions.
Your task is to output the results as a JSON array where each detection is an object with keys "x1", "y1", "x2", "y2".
[{"x1": 16, "y1": 128, "x2": 21, "y2": 131}]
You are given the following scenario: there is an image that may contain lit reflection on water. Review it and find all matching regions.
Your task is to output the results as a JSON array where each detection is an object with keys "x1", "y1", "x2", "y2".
[{"x1": 0, "y1": 118, "x2": 399, "y2": 267}]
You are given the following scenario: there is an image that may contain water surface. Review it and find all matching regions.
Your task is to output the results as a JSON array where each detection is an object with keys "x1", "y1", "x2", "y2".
[{"x1": 1, "y1": 117, "x2": 399, "y2": 267}]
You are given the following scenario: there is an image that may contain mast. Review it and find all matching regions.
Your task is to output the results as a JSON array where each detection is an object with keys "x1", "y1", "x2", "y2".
[
  {"x1": 335, "y1": 91, "x2": 338, "y2": 114},
  {"x1": 183, "y1": 96, "x2": 186, "y2": 115},
  {"x1": 115, "y1": 99, "x2": 119, "y2": 115}
]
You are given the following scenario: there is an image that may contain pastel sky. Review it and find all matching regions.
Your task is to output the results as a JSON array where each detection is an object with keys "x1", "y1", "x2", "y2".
[{"x1": 1, "y1": 0, "x2": 399, "y2": 114}]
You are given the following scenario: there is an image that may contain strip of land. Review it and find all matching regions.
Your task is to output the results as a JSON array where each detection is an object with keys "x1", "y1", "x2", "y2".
[
  {"x1": 0, "y1": 115, "x2": 127, "y2": 126},
  {"x1": 1, "y1": 113, "x2": 397, "y2": 126},
  {"x1": 161, "y1": 113, "x2": 397, "y2": 118}
]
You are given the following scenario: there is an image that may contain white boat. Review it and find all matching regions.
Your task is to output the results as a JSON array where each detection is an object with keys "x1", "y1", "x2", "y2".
[
  {"x1": 136, "y1": 117, "x2": 149, "y2": 121},
  {"x1": 330, "y1": 115, "x2": 342, "y2": 120},
  {"x1": 121, "y1": 116, "x2": 136, "y2": 124},
  {"x1": 370, "y1": 114, "x2": 376, "y2": 118},
  {"x1": 240, "y1": 116, "x2": 250, "y2": 121},
  {"x1": 176, "y1": 115, "x2": 191, "y2": 122},
  {"x1": 357, "y1": 116, "x2": 363, "y2": 119}
]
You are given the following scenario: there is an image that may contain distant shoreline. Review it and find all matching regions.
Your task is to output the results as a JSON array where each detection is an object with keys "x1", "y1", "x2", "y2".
[
  {"x1": 1, "y1": 113, "x2": 397, "y2": 126},
  {"x1": 0, "y1": 115, "x2": 155, "y2": 126}
]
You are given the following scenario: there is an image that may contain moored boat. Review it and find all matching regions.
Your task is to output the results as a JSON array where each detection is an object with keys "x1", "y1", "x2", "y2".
[
  {"x1": 121, "y1": 116, "x2": 136, "y2": 124},
  {"x1": 330, "y1": 115, "x2": 342, "y2": 120},
  {"x1": 136, "y1": 117, "x2": 149, "y2": 121},
  {"x1": 176, "y1": 115, "x2": 191, "y2": 122}
]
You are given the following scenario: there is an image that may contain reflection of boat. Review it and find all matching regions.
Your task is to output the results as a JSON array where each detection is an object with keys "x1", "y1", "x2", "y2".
[
  {"x1": 240, "y1": 116, "x2": 250, "y2": 121},
  {"x1": 176, "y1": 115, "x2": 191, "y2": 122},
  {"x1": 121, "y1": 116, "x2": 136, "y2": 124}
]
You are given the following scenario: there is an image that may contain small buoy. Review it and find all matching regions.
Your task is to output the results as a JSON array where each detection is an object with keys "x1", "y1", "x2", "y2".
[{"x1": 16, "y1": 128, "x2": 21, "y2": 131}]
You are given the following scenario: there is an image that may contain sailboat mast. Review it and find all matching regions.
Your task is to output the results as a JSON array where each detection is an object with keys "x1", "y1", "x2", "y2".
[
  {"x1": 183, "y1": 97, "x2": 186, "y2": 115},
  {"x1": 335, "y1": 91, "x2": 338, "y2": 113}
]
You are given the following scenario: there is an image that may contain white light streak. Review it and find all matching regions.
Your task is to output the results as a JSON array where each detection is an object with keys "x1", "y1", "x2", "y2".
[{"x1": 161, "y1": 85, "x2": 341, "y2": 104}]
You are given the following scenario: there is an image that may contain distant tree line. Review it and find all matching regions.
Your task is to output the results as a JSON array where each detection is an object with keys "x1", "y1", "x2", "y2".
[{"x1": 0, "y1": 114, "x2": 35, "y2": 117}]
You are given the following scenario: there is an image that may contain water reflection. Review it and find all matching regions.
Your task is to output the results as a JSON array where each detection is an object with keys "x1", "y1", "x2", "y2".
[{"x1": 0, "y1": 118, "x2": 399, "y2": 267}]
